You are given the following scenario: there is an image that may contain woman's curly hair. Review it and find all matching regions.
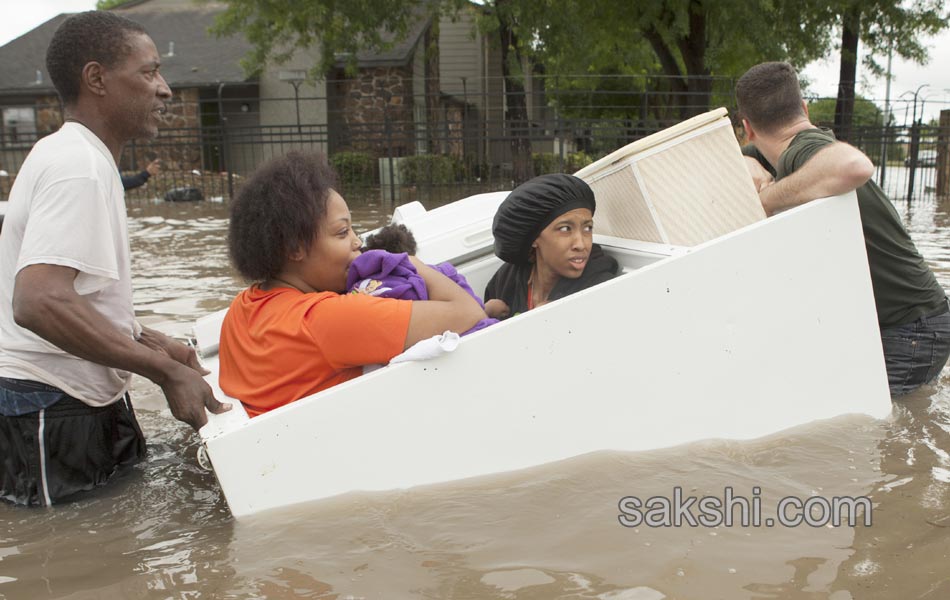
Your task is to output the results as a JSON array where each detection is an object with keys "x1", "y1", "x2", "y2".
[{"x1": 228, "y1": 151, "x2": 339, "y2": 282}]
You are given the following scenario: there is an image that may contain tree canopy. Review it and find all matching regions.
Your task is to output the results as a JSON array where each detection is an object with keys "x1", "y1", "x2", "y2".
[
  {"x1": 209, "y1": 0, "x2": 946, "y2": 167},
  {"x1": 828, "y1": 0, "x2": 946, "y2": 140},
  {"x1": 500, "y1": 0, "x2": 837, "y2": 119},
  {"x1": 808, "y1": 96, "x2": 884, "y2": 127},
  {"x1": 211, "y1": 0, "x2": 436, "y2": 77}
]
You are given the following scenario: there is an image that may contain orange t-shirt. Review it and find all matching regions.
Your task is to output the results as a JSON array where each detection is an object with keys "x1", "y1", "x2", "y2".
[{"x1": 218, "y1": 285, "x2": 412, "y2": 417}]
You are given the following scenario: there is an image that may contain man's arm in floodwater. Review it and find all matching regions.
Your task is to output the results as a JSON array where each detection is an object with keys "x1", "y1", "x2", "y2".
[{"x1": 13, "y1": 264, "x2": 230, "y2": 429}]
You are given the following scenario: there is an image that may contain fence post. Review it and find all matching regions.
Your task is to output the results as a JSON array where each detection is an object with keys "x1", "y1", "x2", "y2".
[
  {"x1": 385, "y1": 109, "x2": 395, "y2": 205},
  {"x1": 640, "y1": 90, "x2": 649, "y2": 138},
  {"x1": 217, "y1": 83, "x2": 234, "y2": 199},
  {"x1": 556, "y1": 108, "x2": 564, "y2": 171},
  {"x1": 878, "y1": 123, "x2": 889, "y2": 188},
  {"x1": 938, "y1": 110, "x2": 949, "y2": 198},
  {"x1": 128, "y1": 139, "x2": 137, "y2": 172},
  {"x1": 907, "y1": 121, "x2": 920, "y2": 202},
  {"x1": 443, "y1": 102, "x2": 450, "y2": 157}
]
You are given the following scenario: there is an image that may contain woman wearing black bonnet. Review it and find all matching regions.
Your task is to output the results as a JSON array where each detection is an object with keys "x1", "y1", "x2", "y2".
[{"x1": 483, "y1": 173, "x2": 620, "y2": 319}]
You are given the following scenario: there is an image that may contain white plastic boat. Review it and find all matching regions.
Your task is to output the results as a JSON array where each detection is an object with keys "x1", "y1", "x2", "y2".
[{"x1": 193, "y1": 109, "x2": 892, "y2": 518}]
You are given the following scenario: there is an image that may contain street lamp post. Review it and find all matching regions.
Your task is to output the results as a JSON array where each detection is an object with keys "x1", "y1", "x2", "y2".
[
  {"x1": 278, "y1": 70, "x2": 307, "y2": 133},
  {"x1": 912, "y1": 84, "x2": 929, "y2": 125},
  {"x1": 879, "y1": 36, "x2": 894, "y2": 187},
  {"x1": 905, "y1": 84, "x2": 929, "y2": 202},
  {"x1": 916, "y1": 88, "x2": 950, "y2": 127}
]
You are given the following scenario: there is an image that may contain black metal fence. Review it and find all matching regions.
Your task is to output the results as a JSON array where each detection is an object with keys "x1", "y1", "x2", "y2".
[
  {"x1": 1, "y1": 78, "x2": 948, "y2": 206},
  {"x1": 844, "y1": 123, "x2": 948, "y2": 202}
]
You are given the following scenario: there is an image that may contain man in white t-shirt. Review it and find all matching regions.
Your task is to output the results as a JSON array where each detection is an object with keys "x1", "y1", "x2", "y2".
[{"x1": 0, "y1": 11, "x2": 230, "y2": 506}]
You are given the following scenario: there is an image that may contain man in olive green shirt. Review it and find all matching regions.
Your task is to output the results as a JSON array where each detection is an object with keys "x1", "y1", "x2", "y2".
[{"x1": 736, "y1": 61, "x2": 949, "y2": 396}]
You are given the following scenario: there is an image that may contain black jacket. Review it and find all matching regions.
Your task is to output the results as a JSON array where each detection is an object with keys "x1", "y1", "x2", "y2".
[
  {"x1": 483, "y1": 243, "x2": 620, "y2": 318},
  {"x1": 121, "y1": 170, "x2": 151, "y2": 191}
]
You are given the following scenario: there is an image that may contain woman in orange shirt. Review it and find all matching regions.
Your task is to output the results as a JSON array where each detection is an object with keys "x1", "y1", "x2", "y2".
[{"x1": 218, "y1": 152, "x2": 486, "y2": 416}]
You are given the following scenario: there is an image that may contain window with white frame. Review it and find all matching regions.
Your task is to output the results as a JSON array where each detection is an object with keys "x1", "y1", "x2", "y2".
[{"x1": 2, "y1": 107, "x2": 37, "y2": 146}]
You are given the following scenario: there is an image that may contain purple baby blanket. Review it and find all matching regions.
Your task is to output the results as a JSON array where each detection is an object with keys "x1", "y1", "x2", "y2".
[{"x1": 347, "y1": 250, "x2": 497, "y2": 334}]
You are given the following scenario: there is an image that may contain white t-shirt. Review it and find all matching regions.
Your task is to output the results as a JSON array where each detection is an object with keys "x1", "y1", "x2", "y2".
[{"x1": 0, "y1": 122, "x2": 140, "y2": 406}]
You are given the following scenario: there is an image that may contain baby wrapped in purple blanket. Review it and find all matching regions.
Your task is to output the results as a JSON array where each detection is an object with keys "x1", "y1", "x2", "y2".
[{"x1": 346, "y1": 224, "x2": 497, "y2": 335}]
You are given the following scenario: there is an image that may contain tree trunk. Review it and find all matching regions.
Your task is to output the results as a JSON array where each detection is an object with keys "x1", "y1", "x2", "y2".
[
  {"x1": 496, "y1": 1, "x2": 535, "y2": 184},
  {"x1": 644, "y1": 0, "x2": 712, "y2": 121},
  {"x1": 643, "y1": 27, "x2": 688, "y2": 123},
  {"x1": 679, "y1": 0, "x2": 711, "y2": 119},
  {"x1": 834, "y1": 6, "x2": 861, "y2": 142}
]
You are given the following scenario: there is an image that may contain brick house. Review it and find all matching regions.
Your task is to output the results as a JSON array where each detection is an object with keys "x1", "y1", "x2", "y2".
[{"x1": 0, "y1": 0, "x2": 550, "y2": 191}]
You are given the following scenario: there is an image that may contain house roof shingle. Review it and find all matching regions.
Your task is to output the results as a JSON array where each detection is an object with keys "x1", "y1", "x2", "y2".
[
  {"x1": 114, "y1": 2, "x2": 254, "y2": 87},
  {"x1": 0, "y1": 2, "x2": 254, "y2": 95},
  {"x1": 0, "y1": 0, "x2": 432, "y2": 96},
  {"x1": 341, "y1": 14, "x2": 431, "y2": 69}
]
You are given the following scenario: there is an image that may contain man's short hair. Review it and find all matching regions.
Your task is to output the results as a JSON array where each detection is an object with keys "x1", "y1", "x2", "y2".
[
  {"x1": 735, "y1": 62, "x2": 806, "y2": 134},
  {"x1": 46, "y1": 11, "x2": 147, "y2": 106}
]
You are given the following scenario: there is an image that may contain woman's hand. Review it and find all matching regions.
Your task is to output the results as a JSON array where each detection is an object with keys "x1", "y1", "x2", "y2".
[
  {"x1": 404, "y1": 257, "x2": 487, "y2": 348},
  {"x1": 744, "y1": 156, "x2": 774, "y2": 192},
  {"x1": 485, "y1": 299, "x2": 510, "y2": 319}
]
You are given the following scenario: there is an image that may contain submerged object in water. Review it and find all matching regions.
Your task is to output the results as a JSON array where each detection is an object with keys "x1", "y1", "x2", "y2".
[{"x1": 164, "y1": 186, "x2": 204, "y2": 202}]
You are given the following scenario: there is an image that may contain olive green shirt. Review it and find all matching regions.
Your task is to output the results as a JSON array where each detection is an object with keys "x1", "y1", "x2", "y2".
[{"x1": 745, "y1": 128, "x2": 946, "y2": 328}]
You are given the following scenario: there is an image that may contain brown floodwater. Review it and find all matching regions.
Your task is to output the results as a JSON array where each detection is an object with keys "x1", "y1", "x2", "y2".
[{"x1": 2, "y1": 181, "x2": 950, "y2": 600}]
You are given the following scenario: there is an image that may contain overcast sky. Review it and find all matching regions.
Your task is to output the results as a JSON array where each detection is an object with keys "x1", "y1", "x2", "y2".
[
  {"x1": 801, "y1": 28, "x2": 950, "y2": 125},
  {"x1": 0, "y1": 0, "x2": 97, "y2": 46},
  {"x1": 3, "y1": 0, "x2": 949, "y2": 125}
]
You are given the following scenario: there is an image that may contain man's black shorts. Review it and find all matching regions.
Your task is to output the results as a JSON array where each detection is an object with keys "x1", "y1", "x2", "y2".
[{"x1": 0, "y1": 378, "x2": 147, "y2": 506}]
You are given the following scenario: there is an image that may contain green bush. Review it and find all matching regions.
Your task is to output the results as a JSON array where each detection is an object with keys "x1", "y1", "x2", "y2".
[
  {"x1": 330, "y1": 151, "x2": 377, "y2": 185},
  {"x1": 566, "y1": 151, "x2": 593, "y2": 171},
  {"x1": 532, "y1": 152, "x2": 561, "y2": 175},
  {"x1": 531, "y1": 151, "x2": 594, "y2": 175},
  {"x1": 398, "y1": 154, "x2": 458, "y2": 185}
]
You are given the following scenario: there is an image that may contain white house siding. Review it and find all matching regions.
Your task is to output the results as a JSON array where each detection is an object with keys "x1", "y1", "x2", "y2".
[{"x1": 438, "y1": 11, "x2": 484, "y2": 110}]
